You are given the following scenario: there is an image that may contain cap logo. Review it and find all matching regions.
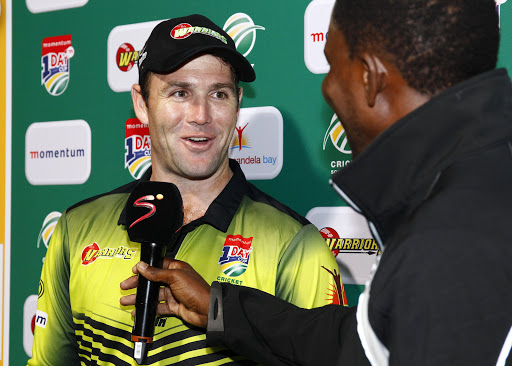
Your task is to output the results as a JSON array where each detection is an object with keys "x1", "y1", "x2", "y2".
[{"x1": 170, "y1": 23, "x2": 228, "y2": 44}]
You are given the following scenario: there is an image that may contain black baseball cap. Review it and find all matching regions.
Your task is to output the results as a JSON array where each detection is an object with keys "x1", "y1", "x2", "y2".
[{"x1": 138, "y1": 14, "x2": 256, "y2": 84}]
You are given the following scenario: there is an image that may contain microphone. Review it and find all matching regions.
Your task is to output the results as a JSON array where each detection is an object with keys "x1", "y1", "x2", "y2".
[{"x1": 125, "y1": 181, "x2": 183, "y2": 365}]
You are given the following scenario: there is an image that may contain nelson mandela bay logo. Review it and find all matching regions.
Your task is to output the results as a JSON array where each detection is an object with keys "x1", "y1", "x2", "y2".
[
  {"x1": 231, "y1": 123, "x2": 250, "y2": 151},
  {"x1": 223, "y1": 13, "x2": 265, "y2": 59},
  {"x1": 41, "y1": 35, "x2": 74, "y2": 96},
  {"x1": 81, "y1": 243, "x2": 138, "y2": 266},
  {"x1": 218, "y1": 235, "x2": 253, "y2": 277},
  {"x1": 324, "y1": 113, "x2": 352, "y2": 174}
]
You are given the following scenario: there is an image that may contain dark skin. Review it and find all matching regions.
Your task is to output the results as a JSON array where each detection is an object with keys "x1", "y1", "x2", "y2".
[{"x1": 120, "y1": 17, "x2": 430, "y2": 328}]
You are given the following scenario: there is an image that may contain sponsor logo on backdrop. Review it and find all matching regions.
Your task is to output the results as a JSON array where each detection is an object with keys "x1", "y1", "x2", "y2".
[
  {"x1": 125, "y1": 118, "x2": 151, "y2": 179},
  {"x1": 223, "y1": 13, "x2": 265, "y2": 59},
  {"x1": 81, "y1": 243, "x2": 138, "y2": 266},
  {"x1": 107, "y1": 20, "x2": 162, "y2": 92},
  {"x1": 218, "y1": 235, "x2": 253, "y2": 277},
  {"x1": 229, "y1": 107, "x2": 283, "y2": 180},
  {"x1": 37, "y1": 211, "x2": 62, "y2": 263},
  {"x1": 41, "y1": 35, "x2": 74, "y2": 96},
  {"x1": 116, "y1": 43, "x2": 140, "y2": 72},
  {"x1": 23, "y1": 295, "x2": 38, "y2": 357},
  {"x1": 27, "y1": 0, "x2": 88, "y2": 13},
  {"x1": 323, "y1": 113, "x2": 352, "y2": 174},
  {"x1": 496, "y1": 0, "x2": 508, "y2": 24},
  {"x1": 306, "y1": 207, "x2": 378, "y2": 285},
  {"x1": 304, "y1": 0, "x2": 335, "y2": 74},
  {"x1": 25, "y1": 120, "x2": 91, "y2": 185}
]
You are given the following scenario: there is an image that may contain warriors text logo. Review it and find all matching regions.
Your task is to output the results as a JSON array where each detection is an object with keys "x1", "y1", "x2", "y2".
[
  {"x1": 218, "y1": 235, "x2": 253, "y2": 277},
  {"x1": 81, "y1": 243, "x2": 137, "y2": 265},
  {"x1": 125, "y1": 118, "x2": 151, "y2": 179},
  {"x1": 320, "y1": 227, "x2": 379, "y2": 257},
  {"x1": 117, "y1": 43, "x2": 140, "y2": 72},
  {"x1": 41, "y1": 35, "x2": 74, "y2": 96},
  {"x1": 171, "y1": 23, "x2": 228, "y2": 44},
  {"x1": 223, "y1": 13, "x2": 264, "y2": 59}
]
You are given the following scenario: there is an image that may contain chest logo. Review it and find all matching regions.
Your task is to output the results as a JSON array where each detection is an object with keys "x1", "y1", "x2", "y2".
[
  {"x1": 218, "y1": 235, "x2": 253, "y2": 277},
  {"x1": 81, "y1": 243, "x2": 138, "y2": 265}
]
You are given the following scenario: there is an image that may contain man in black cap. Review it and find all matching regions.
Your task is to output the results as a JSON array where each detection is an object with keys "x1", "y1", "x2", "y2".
[
  {"x1": 121, "y1": 2, "x2": 512, "y2": 366},
  {"x1": 28, "y1": 14, "x2": 338, "y2": 366}
]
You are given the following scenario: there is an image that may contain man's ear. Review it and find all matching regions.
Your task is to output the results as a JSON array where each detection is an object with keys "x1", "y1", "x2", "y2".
[
  {"x1": 360, "y1": 53, "x2": 388, "y2": 107},
  {"x1": 131, "y1": 84, "x2": 149, "y2": 125}
]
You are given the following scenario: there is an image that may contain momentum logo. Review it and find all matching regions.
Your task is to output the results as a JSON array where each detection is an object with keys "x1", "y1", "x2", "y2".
[
  {"x1": 25, "y1": 120, "x2": 91, "y2": 185},
  {"x1": 41, "y1": 35, "x2": 74, "y2": 96},
  {"x1": 304, "y1": 0, "x2": 335, "y2": 74},
  {"x1": 125, "y1": 118, "x2": 151, "y2": 179}
]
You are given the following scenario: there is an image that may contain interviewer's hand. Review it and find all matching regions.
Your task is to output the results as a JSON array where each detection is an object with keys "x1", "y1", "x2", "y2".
[{"x1": 120, "y1": 259, "x2": 211, "y2": 328}]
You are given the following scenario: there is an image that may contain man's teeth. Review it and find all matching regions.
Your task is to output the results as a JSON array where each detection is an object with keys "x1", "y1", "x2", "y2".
[{"x1": 189, "y1": 137, "x2": 209, "y2": 142}]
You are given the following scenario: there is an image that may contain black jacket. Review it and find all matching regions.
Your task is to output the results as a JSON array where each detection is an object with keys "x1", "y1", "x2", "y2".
[{"x1": 208, "y1": 69, "x2": 512, "y2": 366}]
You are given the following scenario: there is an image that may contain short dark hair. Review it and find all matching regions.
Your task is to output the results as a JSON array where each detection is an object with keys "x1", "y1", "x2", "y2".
[
  {"x1": 332, "y1": 0, "x2": 500, "y2": 96},
  {"x1": 139, "y1": 54, "x2": 240, "y2": 106}
]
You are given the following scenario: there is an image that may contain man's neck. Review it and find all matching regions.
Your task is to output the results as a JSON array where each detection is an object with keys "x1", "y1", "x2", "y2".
[{"x1": 150, "y1": 162, "x2": 233, "y2": 225}]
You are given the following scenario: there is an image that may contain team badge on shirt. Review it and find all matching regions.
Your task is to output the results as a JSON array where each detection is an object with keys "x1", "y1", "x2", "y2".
[{"x1": 218, "y1": 235, "x2": 253, "y2": 277}]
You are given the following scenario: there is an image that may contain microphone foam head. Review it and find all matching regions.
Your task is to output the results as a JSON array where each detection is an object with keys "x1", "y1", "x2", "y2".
[{"x1": 126, "y1": 181, "x2": 184, "y2": 245}]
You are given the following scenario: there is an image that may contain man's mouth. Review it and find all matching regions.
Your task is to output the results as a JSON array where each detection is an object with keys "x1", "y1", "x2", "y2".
[{"x1": 188, "y1": 137, "x2": 210, "y2": 142}]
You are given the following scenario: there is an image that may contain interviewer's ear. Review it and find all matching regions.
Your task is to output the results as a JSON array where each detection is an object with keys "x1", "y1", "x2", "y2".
[{"x1": 360, "y1": 53, "x2": 388, "y2": 108}]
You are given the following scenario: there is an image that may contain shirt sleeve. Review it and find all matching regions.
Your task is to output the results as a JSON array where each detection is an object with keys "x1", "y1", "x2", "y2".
[
  {"x1": 207, "y1": 282, "x2": 369, "y2": 366},
  {"x1": 27, "y1": 212, "x2": 80, "y2": 366},
  {"x1": 275, "y1": 223, "x2": 346, "y2": 308}
]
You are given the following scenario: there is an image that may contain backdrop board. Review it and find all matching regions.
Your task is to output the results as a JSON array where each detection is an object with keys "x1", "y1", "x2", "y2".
[{"x1": 7, "y1": 1, "x2": 512, "y2": 364}]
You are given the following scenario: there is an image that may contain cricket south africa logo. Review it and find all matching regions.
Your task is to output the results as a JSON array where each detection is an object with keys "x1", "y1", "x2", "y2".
[
  {"x1": 125, "y1": 118, "x2": 151, "y2": 179},
  {"x1": 223, "y1": 13, "x2": 265, "y2": 58},
  {"x1": 323, "y1": 114, "x2": 351, "y2": 154},
  {"x1": 41, "y1": 35, "x2": 74, "y2": 96},
  {"x1": 37, "y1": 211, "x2": 62, "y2": 249},
  {"x1": 218, "y1": 235, "x2": 253, "y2": 277}
]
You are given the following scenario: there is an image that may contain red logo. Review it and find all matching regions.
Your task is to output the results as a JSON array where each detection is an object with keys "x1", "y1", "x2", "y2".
[
  {"x1": 320, "y1": 227, "x2": 340, "y2": 257},
  {"x1": 116, "y1": 43, "x2": 139, "y2": 72},
  {"x1": 170, "y1": 23, "x2": 192, "y2": 39},
  {"x1": 81, "y1": 242, "x2": 100, "y2": 265},
  {"x1": 129, "y1": 195, "x2": 159, "y2": 228}
]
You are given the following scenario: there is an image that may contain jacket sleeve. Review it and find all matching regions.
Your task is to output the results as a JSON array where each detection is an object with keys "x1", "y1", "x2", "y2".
[
  {"x1": 207, "y1": 282, "x2": 370, "y2": 366},
  {"x1": 275, "y1": 223, "x2": 346, "y2": 308},
  {"x1": 27, "y1": 212, "x2": 80, "y2": 366}
]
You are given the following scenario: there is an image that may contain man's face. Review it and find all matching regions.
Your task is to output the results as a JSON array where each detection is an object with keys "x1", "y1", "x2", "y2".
[
  {"x1": 138, "y1": 54, "x2": 242, "y2": 180},
  {"x1": 321, "y1": 21, "x2": 373, "y2": 158}
]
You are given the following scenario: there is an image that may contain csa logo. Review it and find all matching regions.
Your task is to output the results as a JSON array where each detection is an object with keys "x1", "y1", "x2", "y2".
[
  {"x1": 37, "y1": 211, "x2": 62, "y2": 249},
  {"x1": 218, "y1": 235, "x2": 253, "y2": 277},
  {"x1": 117, "y1": 43, "x2": 140, "y2": 72},
  {"x1": 125, "y1": 118, "x2": 151, "y2": 179},
  {"x1": 41, "y1": 35, "x2": 74, "y2": 96},
  {"x1": 324, "y1": 113, "x2": 352, "y2": 174},
  {"x1": 223, "y1": 13, "x2": 265, "y2": 58}
]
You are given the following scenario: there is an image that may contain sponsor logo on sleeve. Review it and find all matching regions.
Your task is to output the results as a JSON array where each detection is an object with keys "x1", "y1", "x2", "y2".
[
  {"x1": 34, "y1": 310, "x2": 48, "y2": 329},
  {"x1": 307, "y1": 207, "x2": 379, "y2": 285},
  {"x1": 228, "y1": 107, "x2": 283, "y2": 180},
  {"x1": 304, "y1": 0, "x2": 335, "y2": 74},
  {"x1": 125, "y1": 118, "x2": 151, "y2": 179},
  {"x1": 27, "y1": 0, "x2": 88, "y2": 14},
  {"x1": 41, "y1": 35, "x2": 74, "y2": 96},
  {"x1": 218, "y1": 235, "x2": 253, "y2": 277},
  {"x1": 25, "y1": 120, "x2": 91, "y2": 185}
]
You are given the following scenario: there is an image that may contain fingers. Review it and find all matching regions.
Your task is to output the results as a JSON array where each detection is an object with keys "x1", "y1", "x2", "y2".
[
  {"x1": 120, "y1": 293, "x2": 136, "y2": 306},
  {"x1": 120, "y1": 275, "x2": 139, "y2": 290}
]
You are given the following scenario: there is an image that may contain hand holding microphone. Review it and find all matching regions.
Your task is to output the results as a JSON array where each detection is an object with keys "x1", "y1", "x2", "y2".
[{"x1": 125, "y1": 181, "x2": 184, "y2": 364}]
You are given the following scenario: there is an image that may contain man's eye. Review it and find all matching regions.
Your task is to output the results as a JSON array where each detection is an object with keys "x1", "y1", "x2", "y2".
[
  {"x1": 215, "y1": 91, "x2": 227, "y2": 98},
  {"x1": 174, "y1": 90, "x2": 187, "y2": 97}
]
